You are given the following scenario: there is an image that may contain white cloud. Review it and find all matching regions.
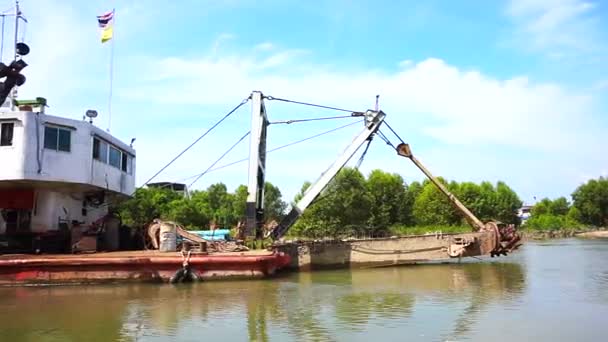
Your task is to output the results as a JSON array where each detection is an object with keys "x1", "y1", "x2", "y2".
[
  {"x1": 506, "y1": 0, "x2": 605, "y2": 56},
  {"x1": 123, "y1": 49, "x2": 601, "y2": 153},
  {"x1": 593, "y1": 79, "x2": 608, "y2": 90},
  {"x1": 113, "y1": 41, "x2": 606, "y2": 202},
  {"x1": 254, "y1": 42, "x2": 275, "y2": 51}
]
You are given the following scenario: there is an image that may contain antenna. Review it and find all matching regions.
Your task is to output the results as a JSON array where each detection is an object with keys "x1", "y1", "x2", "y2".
[
  {"x1": 375, "y1": 95, "x2": 379, "y2": 111},
  {"x1": 7, "y1": 0, "x2": 27, "y2": 109},
  {"x1": 86, "y1": 109, "x2": 98, "y2": 124}
]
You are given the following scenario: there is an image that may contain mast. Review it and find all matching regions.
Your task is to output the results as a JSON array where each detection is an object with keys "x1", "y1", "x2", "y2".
[
  {"x1": 10, "y1": 0, "x2": 21, "y2": 110},
  {"x1": 9, "y1": 0, "x2": 19, "y2": 109},
  {"x1": 13, "y1": 0, "x2": 18, "y2": 61}
]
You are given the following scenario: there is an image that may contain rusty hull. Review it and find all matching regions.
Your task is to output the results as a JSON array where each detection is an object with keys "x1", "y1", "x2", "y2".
[
  {"x1": 0, "y1": 250, "x2": 291, "y2": 286},
  {"x1": 274, "y1": 230, "x2": 504, "y2": 271}
]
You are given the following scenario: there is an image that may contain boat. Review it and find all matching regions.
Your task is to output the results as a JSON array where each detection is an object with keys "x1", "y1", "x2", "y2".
[
  {"x1": 1, "y1": 3, "x2": 521, "y2": 285},
  {"x1": 0, "y1": 5, "x2": 290, "y2": 285}
]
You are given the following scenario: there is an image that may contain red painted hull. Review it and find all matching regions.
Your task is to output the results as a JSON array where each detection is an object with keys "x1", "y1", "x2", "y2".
[{"x1": 0, "y1": 251, "x2": 291, "y2": 285}]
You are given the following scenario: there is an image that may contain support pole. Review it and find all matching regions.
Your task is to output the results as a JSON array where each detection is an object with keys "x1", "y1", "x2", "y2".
[
  {"x1": 246, "y1": 91, "x2": 268, "y2": 238},
  {"x1": 9, "y1": 0, "x2": 18, "y2": 110},
  {"x1": 107, "y1": 10, "x2": 115, "y2": 132}
]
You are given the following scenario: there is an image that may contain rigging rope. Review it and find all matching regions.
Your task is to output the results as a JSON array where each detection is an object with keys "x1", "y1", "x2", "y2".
[
  {"x1": 269, "y1": 114, "x2": 355, "y2": 125},
  {"x1": 383, "y1": 121, "x2": 406, "y2": 145},
  {"x1": 141, "y1": 96, "x2": 250, "y2": 187},
  {"x1": 377, "y1": 129, "x2": 396, "y2": 149},
  {"x1": 188, "y1": 130, "x2": 251, "y2": 188},
  {"x1": 265, "y1": 95, "x2": 361, "y2": 114},
  {"x1": 177, "y1": 120, "x2": 361, "y2": 182},
  {"x1": 355, "y1": 138, "x2": 373, "y2": 169}
]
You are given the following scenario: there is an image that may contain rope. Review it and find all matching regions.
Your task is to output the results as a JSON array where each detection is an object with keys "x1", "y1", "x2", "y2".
[
  {"x1": 179, "y1": 120, "x2": 361, "y2": 180},
  {"x1": 377, "y1": 129, "x2": 396, "y2": 149},
  {"x1": 355, "y1": 138, "x2": 373, "y2": 169},
  {"x1": 142, "y1": 96, "x2": 250, "y2": 187},
  {"x1": 264, "y1": 95, "x2": 361, "y2": 114},
  {"x1": 188, "y1": 130, "x2": 251, "y2": 188},
  {"x1": 384, "y1": 121, "x2": 406, "y2": 145},
  {"x1": 181, "y1": 250, "x2": 192, "y2": 267},
  {"x1": 269, "y1": 114, "x2": 355, "y2": 125}
]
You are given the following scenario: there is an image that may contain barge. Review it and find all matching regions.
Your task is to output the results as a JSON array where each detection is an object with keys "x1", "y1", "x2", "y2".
[{"x1": 0, "y1": 250, "x2": 290, "y2": 285}]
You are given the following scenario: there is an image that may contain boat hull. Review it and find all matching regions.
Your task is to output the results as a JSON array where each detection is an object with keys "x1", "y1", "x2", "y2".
[{"x1": 0, "y1": 250, "x2": 291, "y2": 285}]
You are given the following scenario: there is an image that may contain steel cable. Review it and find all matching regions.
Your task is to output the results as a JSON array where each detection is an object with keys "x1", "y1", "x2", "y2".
[
  {"x1": 188, "y1": 130, "x2": 251, "y2": 188},
  {"x1": 179, "y1": 120, "x2": 361, "y2": 181},
  {"x1": 142, "y1": 96, "x2": 250, "y2": 187},
  {"x1": 265, "y1": 95, "x2": 361, "y2": 114}
]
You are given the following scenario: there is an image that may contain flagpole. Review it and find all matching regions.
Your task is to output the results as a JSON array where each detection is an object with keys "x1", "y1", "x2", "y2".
[{"x1": 107, "y1": 9, "x2": 115, "y2": 132}]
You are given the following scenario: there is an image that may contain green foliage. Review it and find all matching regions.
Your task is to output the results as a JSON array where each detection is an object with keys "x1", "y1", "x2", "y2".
[
  {"x1": 292, "y1": 168, "x2": 373, "y2": 238},
  {"x1": 366, "y1": 170, "x2": 407, "y2": 229},
  {"x1": 566, "y1": 206, "x2": 582, "y2": 222},
  {"x1": 232, "y1": 185, "x2": 248, "y2": 222},
  {"x1": 116, "y1": 182, "x2": 286, "y2": 230},
  {"x1": 264, "y1": 182, "x2": 287, "y2": 222},
  {"x1": 572, "y1": 176, "x2": 608, "y2": 227},
  {"x1": 290, "y1": 170, "x2": 527, "y2": 238},
  {"x1": 523, "y1": 214, "x2": 584, "y2": 231},
  {"x1": 524, "y1": 196, "x2": 585, "y2": 231},
  {"x1": 549, "y1": 197, "x2": 570, "y2": 216},
  {"x1": 117, "y1": 187, "x2": 181, "y2": 228},
  {"x1": 531, "y1": 197, "x2": 569, "y2": 217},
  {"x1": 412, "y1": 178, "x2": 460, "y2": 226},
  {"x1": 389, "y1": 224, "x2": 470, "y2": 236},
  {"x1": 120, "y1": 167, "x2": 598, "y2": 239},
  {"x1": 494, "y1": 181, "x2": 522, "y2": 223}
]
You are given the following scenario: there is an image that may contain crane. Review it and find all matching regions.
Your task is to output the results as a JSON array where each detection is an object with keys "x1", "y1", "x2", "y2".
[{"x1": 245, "y1": 92, "x2": 521, "y2": 257}]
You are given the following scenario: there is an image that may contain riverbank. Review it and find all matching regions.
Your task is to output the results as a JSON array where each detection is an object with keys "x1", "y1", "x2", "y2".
[
  {"x1": 573, "y1": 230, "x2": 608, "y2": 239},
  {"x1": 287, "y1": 225, "x2": 606, "y2": 242},
  {"x1": 522, "y1": 228, "x2": 607, "y2": 240},
  {"x1": 389, "y1": 225, "x2": 608, "y2": 241}
]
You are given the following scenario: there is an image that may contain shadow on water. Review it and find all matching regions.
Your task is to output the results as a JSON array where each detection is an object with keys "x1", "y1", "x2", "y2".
[{"x1": 0, "y1": 261, "x2": 526, "y2": 342}]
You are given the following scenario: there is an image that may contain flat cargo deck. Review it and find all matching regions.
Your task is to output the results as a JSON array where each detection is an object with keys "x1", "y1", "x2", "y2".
[{"x1": 0, "y1": 250, "x2": 291, "y2": 286}]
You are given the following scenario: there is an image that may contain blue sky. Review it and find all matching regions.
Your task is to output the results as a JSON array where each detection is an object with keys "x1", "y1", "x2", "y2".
[{"x1": 10, "y1": 0, "x2": 608, "y2": 205}]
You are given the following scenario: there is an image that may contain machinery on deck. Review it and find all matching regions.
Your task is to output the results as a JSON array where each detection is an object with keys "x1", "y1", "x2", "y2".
[{"x1": 242, "y1": 92, "x2": 521, "y2": 258}]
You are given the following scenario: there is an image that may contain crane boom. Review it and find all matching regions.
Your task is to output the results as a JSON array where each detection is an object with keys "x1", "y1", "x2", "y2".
[
  {"x1": 395, "y1": 143, "x2": 486, "y2": 231},
  {"x1": 268, "y1": 109, "x2": 386, "y2": 240}
]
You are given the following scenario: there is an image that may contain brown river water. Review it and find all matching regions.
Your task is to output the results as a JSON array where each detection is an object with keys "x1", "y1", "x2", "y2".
[{"x1": 0, "y1": 238, "x2": 607, "y2": 341}]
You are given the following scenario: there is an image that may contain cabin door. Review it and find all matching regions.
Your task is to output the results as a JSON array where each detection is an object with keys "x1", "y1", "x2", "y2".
[{"x1": 2, "y1": 209, "x2": 32, "y2": 234}]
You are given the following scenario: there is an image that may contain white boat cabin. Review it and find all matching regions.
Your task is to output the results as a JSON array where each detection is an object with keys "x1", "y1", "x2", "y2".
[{"x1": 0, "y1": 99, "x2": 135, "y2": 243}]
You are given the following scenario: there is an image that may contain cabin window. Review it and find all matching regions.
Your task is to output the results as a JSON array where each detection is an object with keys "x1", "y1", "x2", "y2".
[
  {"x1": 0, "y1": 122, "x2": 14, "y2": 146},
  {"x1": 99, "y1": 140, "x2": 108, "y2": 163},
  {"x1": 92, "y1": 138, "x2": 100, "y2": 159},
  {"x1": 121, "y1": 152, "x2": 128, "y2": 172},
  {"x1": 109, "y1": 146, "x2": 121, "y2": 168},
  {"x1": 126, "y1": 155, "x2": 133, "y2": 175},
  {"x1": 93, "y1": 138, "x2": 109, "y2": 163},
  {"x1": 92, "y1": 136, "x2": 133, "y2": 174},
  {"x1": 44, "y1": 126, "x2": 71, "y2": 152}
]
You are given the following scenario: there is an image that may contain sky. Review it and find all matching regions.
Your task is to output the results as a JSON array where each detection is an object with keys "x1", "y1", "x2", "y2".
[{"x1": 7, "y1": 0, "x2": 608, "y2": 205}]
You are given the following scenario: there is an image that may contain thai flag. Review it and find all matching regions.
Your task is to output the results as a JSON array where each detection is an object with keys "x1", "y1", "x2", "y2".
[{"x1": 97, "y1": 10, "x2": 114, "y2": 28}]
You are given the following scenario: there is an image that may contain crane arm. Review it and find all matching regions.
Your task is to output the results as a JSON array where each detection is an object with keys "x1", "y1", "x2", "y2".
[
  {"x1": 395, "y1": 143, "x2": 486, "y2": 231},
  {"x1": 268, "y1": 109, "x2": 386, "y2": 240},
  {"x1": 394, "y1": 142, "x2": 522, "y2": 255}
]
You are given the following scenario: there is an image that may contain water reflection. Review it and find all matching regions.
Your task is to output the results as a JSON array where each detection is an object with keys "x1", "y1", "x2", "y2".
[{"x1": 0, "y1": 261, "x2": 526, "y2": 342}]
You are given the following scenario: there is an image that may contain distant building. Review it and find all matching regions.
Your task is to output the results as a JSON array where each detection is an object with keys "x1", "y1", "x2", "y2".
[
  {"x1": 517, "y1": 205, "x2": 533, "y2": 224},
  {"x1": 147, "y1": 182, "x2": 189, "y2": 197}
]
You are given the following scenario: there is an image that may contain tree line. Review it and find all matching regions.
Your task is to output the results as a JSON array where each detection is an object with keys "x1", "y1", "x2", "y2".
[
  {"x1": 525, "y1": 176, "x2": 608, "y2": 230},
  {"x1": 116, "y1": 170, "x2": 608, "y2": 237}
]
